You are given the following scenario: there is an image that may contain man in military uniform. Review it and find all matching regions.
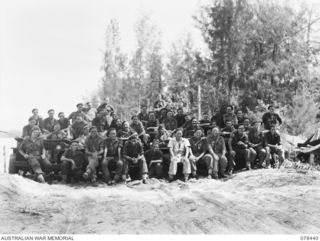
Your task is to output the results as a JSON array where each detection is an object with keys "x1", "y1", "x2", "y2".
[
  {"x1": 168, "y1": 128, "x2": 191, "y2": 182},
  {"x1": 102, "y1": 128, "x2": 124, "y2": 184},
  {"x1": 18, "y1": 126, "x2": 52, "y2": 183},
  {"x1": 83, "y1": 126, "x2": 104, "y2": 185},
  {"x1": 189, "y1": 128, "x2": 213, "y2": 179},
  {"x1": 60, "y1": 141, "x2": 87, "y2": 183},
  {"x1": 207, "y1": 127, "x2": 228, "y2": 178},
  {"x1": 228, "y1": 123, "x2": 251, "y2": 172},
  {"x1": 122, "y1": 133, "x2": 148, "y2": 183}
]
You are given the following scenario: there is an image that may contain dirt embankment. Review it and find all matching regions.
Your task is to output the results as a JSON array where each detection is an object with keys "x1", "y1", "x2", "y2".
[{"x1": 1, "y1": 167, "x2": 320, "y2": 234}]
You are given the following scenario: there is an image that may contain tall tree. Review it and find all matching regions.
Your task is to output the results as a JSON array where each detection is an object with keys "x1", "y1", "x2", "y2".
[{"x1": 130, "y1": 13, "x2": 164, "y2": 109}]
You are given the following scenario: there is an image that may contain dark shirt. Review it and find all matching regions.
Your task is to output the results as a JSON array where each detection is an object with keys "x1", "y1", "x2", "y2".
[
  {"x1": 130, "y1": 121, "x2": 145, "y2": 135},
  {"x1": 22, "y1": 125, "x2": 34, "y2": 138},
  {"x1": 19, "y1": 137, "x2": 44, "y2": 157},
  {"x1": 118, "y1": 129, "x2": 134, "y2": 138},
  {"x1": 144, "y1": 149, "x2": 163, "y2": 165},
  {"x1": 71, "y1": 121, "x2": 87, "y2": 139},
  {"x1": 62, "y1": 149, "x2": 87, "y2": 169},
  {"x1": 110, "y1": 119, "x2": 121, "y2": 131},
  {"x1": 248, "y1": 129, "x2": 264, "y2": 146},
  {"x1": 85, "y1": 135, "x2": 104, "y2": 152},
  {"x1": 184, "y1": 126, "x2": 204, "y2": 139},
  {"x1": 138, "y1": 112, "x2": 149, "y2": 125},
  {"x1": 104, "y1": 137, "x2": 122, "y2": 157},
  {"x1": 175, "y1": 114, "x2": 186, "y2": 128},
  {"x1": 163, "y1": 117, "x2": 177, "y2": 131},
  {"x1": 43, "y1": 117, "x2": 58, "y2": 132},
  {"x1": 146, "y1": 119, "x2": 160, "y2": 129},
  {"x1": 237, "y1": 116, "x2": 245, "y2": 124},
  {"x1": 262, "y1": 112, "x2": 282, "y2": 130},
  {"x1": 68, "y1": 111, "x2": 88, "y2": 123},
  {"x1": 211, "y1": 114, "x2": 223, "y2": 128},
  {"x1": 231, "y1": 131, "x2": 249, "y2": 150},
  {"x1": 189, "y1": 137, "x2": 206, "y2": 156},
  {"x1": 92, "y1": 117, "x2": 109, "y2": 132},
  {"x1": 264, "y1": 132, "x2": 281, "y2": 146},
  {"x1": 223, "y1": 113, "x2": 238, "y2": 126},
  {"x1": 123, "y1": 140, "x2": 144, "y2": 158},
  {"x1": 199, "y1": 119, "x2": 211, "y2": 135},
  {"x1": 206, "y1": 135, "x2": 225, "y2": 155},
  {"x1": 97, "y1": 103, "x2": 115, "y2": 113},
  {"x1": 58, "y1": 118, "x2": 70, "y2": 130},
  {"x1": 221, "y1": 126, "x2": 235, "y2": 138}
]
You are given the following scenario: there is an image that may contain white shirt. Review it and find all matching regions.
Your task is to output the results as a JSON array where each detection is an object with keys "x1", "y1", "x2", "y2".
[{"x1": 168, "y1": 137, "x2": 190, "y2": 156}]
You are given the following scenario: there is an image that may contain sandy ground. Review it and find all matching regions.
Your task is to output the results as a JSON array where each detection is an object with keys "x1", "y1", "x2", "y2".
[{"x1": 1, "y1": 165, "x2": 320, "y2": 234}]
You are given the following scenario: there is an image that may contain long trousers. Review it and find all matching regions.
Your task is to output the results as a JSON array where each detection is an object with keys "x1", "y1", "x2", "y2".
[
  {"x1": 169, "y1": 155, "x2": 191, "y2": 176},
  {"x1": 101, "y1": 157, "x2": 124, "y2": 180},
  {"x1": 27, "y1": 155, "x2": 52, "y2": 175},
  {"x1": 189, "y1": 154, "x2": 213, "y2": 175}
]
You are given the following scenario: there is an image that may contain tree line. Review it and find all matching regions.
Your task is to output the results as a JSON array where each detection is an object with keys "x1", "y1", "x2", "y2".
[{"x1": 88, "y1": 0, "x2": 320, "y2": 137}]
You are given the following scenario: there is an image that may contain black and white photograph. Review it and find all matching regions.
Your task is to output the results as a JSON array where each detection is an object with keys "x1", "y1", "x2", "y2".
[{"x1": 1, "y1": 0, "x2": 320, "y2": 238}]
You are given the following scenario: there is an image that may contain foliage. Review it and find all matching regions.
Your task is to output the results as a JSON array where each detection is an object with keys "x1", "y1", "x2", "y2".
[{"x1": 89, "y1": 1, "x2": 320, "y2": 135}]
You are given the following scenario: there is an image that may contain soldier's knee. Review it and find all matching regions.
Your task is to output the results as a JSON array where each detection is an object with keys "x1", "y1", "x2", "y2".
[{"x1": 117, "y1": 159, "x2": 123, "y2": 167}]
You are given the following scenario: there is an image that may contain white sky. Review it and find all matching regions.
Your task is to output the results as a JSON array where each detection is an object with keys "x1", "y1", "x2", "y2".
[
  {"x1": 0, "y1": 0, "x2": 319, "y2": 132},
  {"x1": 0, "y1": 0, "x2": 205, "y2": 131}
]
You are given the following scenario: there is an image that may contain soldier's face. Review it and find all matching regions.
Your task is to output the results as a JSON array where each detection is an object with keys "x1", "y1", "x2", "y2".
[
  {"x1": 31, "y1": 130, "x2": 40, "y2": 138},
  {"x1": 226, "y1": 121, "x2": 232, "y2": 127},
  {"x1": 212, "y1": 128, "x2": 219, "y2": 136},
  {"x1": 133, "y1": 117, "x2": 138, "y2": 123},
  {"x1": 48, "y1": 111, "x2": 54, "y2": 118},
  {"x1": 194, "y1": 130, "x2": 202, "y2": 139},
  {"x1": 269, "y1": 107, "x2": 275, "y2": 113},
  {"x1": 226, "y1": 107, "x2": 232, "y2": 113},
  {"x1": 176, "y1": 131, "x2": 183, "y2": 139},
  {"x1": 149, "y1": 114, "x2": 155, "y2": 120},
  {"x1": 91, "y1": 130, "x2": 98, "y2": 136},
  {"x1": 53, "y1": 125, "x2": 60, "y2": 132},
  {"x1": 83, "y1": 128, "x2": 89, "y2": 135},
  {"x1": 238, "y1": 126, "x2": 244, "y2": 134},
  {"x1": 109, "y1": 130, "x2": 117, "y2": 139},
  {"x1": 59, "y1": 113, "x2": 65, "y2": 119},
  {"x1": 29, "y1": 120, "x2": 36, "y2": 126},
  {"x1": 153, "y1": 142, "x2": 159, "y2": 150},
  {"x1": 71, "y1": 143, "x2": 78, "y2": 151}
]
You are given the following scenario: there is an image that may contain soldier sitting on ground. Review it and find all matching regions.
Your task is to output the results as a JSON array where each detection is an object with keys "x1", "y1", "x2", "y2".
[{"x1": 60, "y1": 141, "x2": 87, "y2": 184}]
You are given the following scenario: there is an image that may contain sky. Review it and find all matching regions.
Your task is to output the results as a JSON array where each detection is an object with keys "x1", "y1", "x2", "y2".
[
  {"x1": 0, "y1": 0, "x2": 205, "y2": 131},
  {"x1": 1, "y1": 0, "x2": 319, "y2": 132}
]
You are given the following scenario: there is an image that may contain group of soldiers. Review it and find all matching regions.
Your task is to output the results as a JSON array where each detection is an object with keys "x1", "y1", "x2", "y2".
[{"x1": 18, "y1": 95, "x2": 284, "y2": 185}]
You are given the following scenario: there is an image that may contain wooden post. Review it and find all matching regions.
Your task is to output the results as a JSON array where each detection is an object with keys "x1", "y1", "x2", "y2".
[
  {"x1": 198, "y1": 85, "x2": 201, "y2": 120},
  {"x1": 3, "y1": 146, "x2": 6, "y2": 173}
]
